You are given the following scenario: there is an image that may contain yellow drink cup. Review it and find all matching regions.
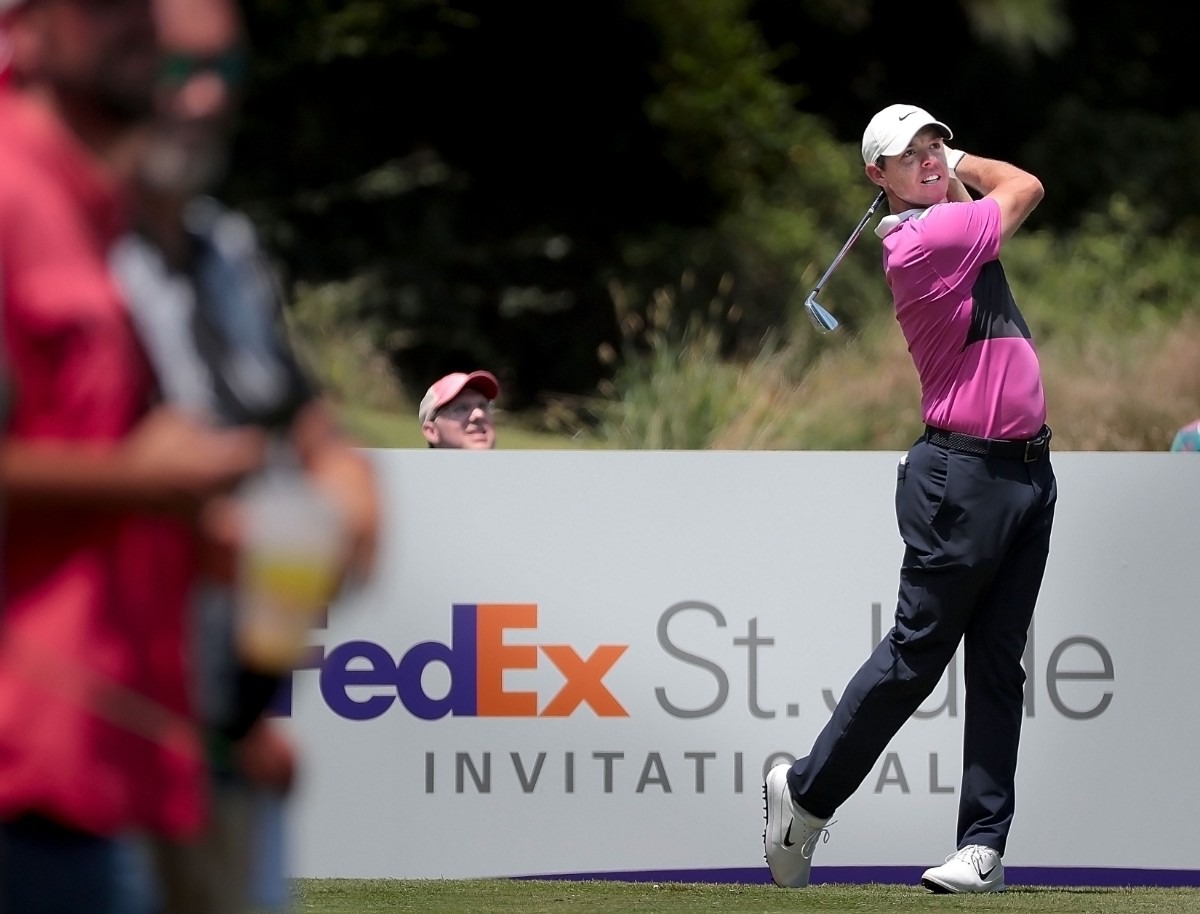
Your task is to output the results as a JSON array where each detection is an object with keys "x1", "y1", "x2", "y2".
[{"x1": 236, "y1": 469, "x2": 346, "y2": 673}]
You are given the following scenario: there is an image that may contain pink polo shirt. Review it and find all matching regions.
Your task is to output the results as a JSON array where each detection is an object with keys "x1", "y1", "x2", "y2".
[
  {"x1": 880, "y1": 198, "x2": 1046, "y2": 440},
  {"x1": 0, "y1": 88, "x2": 206, "y2": 838}
]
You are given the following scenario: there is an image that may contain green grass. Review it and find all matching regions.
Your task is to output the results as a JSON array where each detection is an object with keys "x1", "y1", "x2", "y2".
[
  {"x1": 288, "y1": 879, "x2": 1200, "y2": 913},
  {"x1": 337, "y1": 401, "x2": 594, "y2": 450}
]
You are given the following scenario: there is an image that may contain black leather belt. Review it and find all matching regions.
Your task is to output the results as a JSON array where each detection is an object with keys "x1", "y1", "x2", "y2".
[{"x1": 924, "y1": 425, "x2": 1052, "y2": 462}]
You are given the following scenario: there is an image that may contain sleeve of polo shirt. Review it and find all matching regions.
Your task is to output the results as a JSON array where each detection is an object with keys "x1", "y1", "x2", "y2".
[{"x1": 917, "y1": 199, "x2": 1003, "y2": 297}]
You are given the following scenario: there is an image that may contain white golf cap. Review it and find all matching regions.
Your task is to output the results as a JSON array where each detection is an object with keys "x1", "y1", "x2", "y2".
[{"x1": 861, "y1": 104, "x2": 952, "y2": 165}]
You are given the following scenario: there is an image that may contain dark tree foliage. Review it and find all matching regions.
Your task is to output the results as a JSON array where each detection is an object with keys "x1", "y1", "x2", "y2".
[
  {"x1": 224, "y1": 0, "x2": 1198, "y2": 410},
  {"x1": 752, "y1": 0, "x2": 1197, "y2": 232},
  {"x1": 231, "y1": 0, "x2": 715, "y2": 407}
]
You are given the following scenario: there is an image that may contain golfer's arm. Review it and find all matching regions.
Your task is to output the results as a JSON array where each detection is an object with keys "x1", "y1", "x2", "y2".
[
  {"x1": 954, "y1": 153, "x2": 1044, "y2": 243},
  {"x1": 947, "y1": 176, "x2": 972, "y2": 203}
]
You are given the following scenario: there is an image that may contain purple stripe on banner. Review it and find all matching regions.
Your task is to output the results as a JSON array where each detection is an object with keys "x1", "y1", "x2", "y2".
[{"x1": 513, "y1": 866, "x2": 1200, "y2": 888}]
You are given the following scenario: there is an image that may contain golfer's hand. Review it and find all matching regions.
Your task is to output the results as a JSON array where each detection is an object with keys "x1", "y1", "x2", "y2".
[{"x1": 944, "y1": 145, "x2": 966, "y2": 175}]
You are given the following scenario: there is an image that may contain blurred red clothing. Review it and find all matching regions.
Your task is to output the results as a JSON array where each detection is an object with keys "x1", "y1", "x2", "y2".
[{"x1": 0, "y1": 87, "x2": 206, "y2": 838}]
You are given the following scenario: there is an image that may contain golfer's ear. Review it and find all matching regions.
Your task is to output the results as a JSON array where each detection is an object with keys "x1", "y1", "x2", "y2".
[
  {"x1": 865, "y1": 163, "x2": 886, "y2": 188},
  {"x1": 421, "y1": 421, "x2": 439, "y2": 446}
]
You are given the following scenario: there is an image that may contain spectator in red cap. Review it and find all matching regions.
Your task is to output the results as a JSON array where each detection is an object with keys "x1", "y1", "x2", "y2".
[{"x1": 418, "y1": 370, "x2": 500, "y2": 449}]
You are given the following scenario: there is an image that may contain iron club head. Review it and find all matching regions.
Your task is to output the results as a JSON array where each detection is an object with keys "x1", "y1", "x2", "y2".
[{"x1": 804, "y1": 293, "x2": 840, "y2": 333}]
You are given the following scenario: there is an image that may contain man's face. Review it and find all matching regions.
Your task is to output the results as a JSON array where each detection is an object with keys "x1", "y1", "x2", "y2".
[
  {"x1": 872, "y1": 126, "x2": 952, "y2": 208},
  {"x1": 140, "y1": 0, "x2": 243, "y2": 193},
  {"x1": 11, "y1": 0, "x2": 159, "y2": 122},
  {"x1": 422, "y1": 389, "x2": 497, "y2": 450}
]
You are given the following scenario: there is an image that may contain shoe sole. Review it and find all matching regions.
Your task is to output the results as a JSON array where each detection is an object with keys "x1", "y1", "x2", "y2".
[
  {"x1": 760, "y1": 774, "x2": 771, "y2": 866},
  {"x1": 921, "y1": 876, "x2": 1005, "y2": 894},
  {"x1": 761, "y1": 781, "x2": 766, "y2": 857}
]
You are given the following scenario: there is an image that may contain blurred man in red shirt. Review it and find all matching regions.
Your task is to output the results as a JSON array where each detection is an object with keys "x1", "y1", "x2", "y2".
[{"x1": 0, "y1": 0, "x2": 267, "y2": 909}]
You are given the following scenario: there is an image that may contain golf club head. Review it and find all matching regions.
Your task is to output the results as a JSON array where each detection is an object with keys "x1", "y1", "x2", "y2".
[{"x1": 804, "y1": 293, "x2": 840, "y2": 333}]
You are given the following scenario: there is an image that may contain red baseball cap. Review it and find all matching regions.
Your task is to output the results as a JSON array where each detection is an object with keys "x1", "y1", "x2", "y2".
[{"x1": 418, "y1": 370, "x2": 500, "y2": 422}]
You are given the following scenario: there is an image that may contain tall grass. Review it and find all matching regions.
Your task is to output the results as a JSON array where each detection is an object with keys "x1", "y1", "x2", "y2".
[
  {"x1": 594, "y1": 320, "x2": 799, "y2": 450},
  {"x1": 282, "y1": 212, "x2": 1200, "y2": 453},
  {"x1": 284, "y1": 275, "x2": 407, "y2": 415},
  {"x1": 595, "y1": 220, "x2": 1200, "y2": 452}
]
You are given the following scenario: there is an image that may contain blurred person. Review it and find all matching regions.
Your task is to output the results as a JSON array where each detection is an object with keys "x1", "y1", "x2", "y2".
[
  {"x1": 1169, "y1": 418, "x2": 1200, "y2": 452},
  {"x1": 0, "y1": 0, "x2": 272, "y2": 911},
  {"x1": 764, "y1": 104, "x2": 1055, "y2": 895},
  {"x1": 418, "y1": 370, "x2": 500, "y2": 449},
  {"x1": 110, "y1": 0, "x2": 380, "y2": 910}
]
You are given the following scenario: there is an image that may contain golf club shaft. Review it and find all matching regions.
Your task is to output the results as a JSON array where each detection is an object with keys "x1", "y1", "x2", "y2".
[{"x1": 808, "y1": 190, "x2": 887, "y2": 298}]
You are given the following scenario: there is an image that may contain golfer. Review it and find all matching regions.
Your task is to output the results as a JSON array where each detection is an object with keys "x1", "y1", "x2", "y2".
[{"x1": 764, "y1": 104, "x2": 1057, "y2": 894}]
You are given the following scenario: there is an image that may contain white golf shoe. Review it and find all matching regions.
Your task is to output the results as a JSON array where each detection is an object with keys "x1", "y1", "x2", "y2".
[
  {"x1": 921, "y1": 844, "x2": 1005, "y2": 893},
  {"x1": 762, "y1": 763, "x2": 833, "y2": 888}
]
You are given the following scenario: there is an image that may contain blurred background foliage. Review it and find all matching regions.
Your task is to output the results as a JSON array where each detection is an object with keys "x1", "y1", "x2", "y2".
[{"x1": 230, "y1": 0, "x2": 1200, "y2": 449}]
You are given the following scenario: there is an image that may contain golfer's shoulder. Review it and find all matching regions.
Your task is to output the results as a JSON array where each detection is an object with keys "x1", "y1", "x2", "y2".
[
  {"x1": 914, "y1": 198, "x2": 998, "y2": 239},
  {"x1": 930, "y1": 197, "x2": 998, "y2": 221}
]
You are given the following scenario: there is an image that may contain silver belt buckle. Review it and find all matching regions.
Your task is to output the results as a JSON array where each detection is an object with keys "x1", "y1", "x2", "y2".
[{"x1": 1023, "y1": 428, "x2": 1048, "y2": 462}]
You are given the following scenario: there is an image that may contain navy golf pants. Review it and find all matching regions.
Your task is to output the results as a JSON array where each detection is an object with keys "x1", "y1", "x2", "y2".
[{"x1": 788, "y1": 435, "x2": 1057, "y2": 855}]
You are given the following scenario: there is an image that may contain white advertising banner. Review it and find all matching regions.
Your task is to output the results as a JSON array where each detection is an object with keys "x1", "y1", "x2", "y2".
[{"x1": 282, "y1": 449, "x2": 1199, "y2": 887}]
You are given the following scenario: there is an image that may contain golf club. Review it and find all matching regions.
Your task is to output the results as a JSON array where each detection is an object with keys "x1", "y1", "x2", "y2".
[{"x1": 804, "y1": 190, "x2": 887, "y2": 333}]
